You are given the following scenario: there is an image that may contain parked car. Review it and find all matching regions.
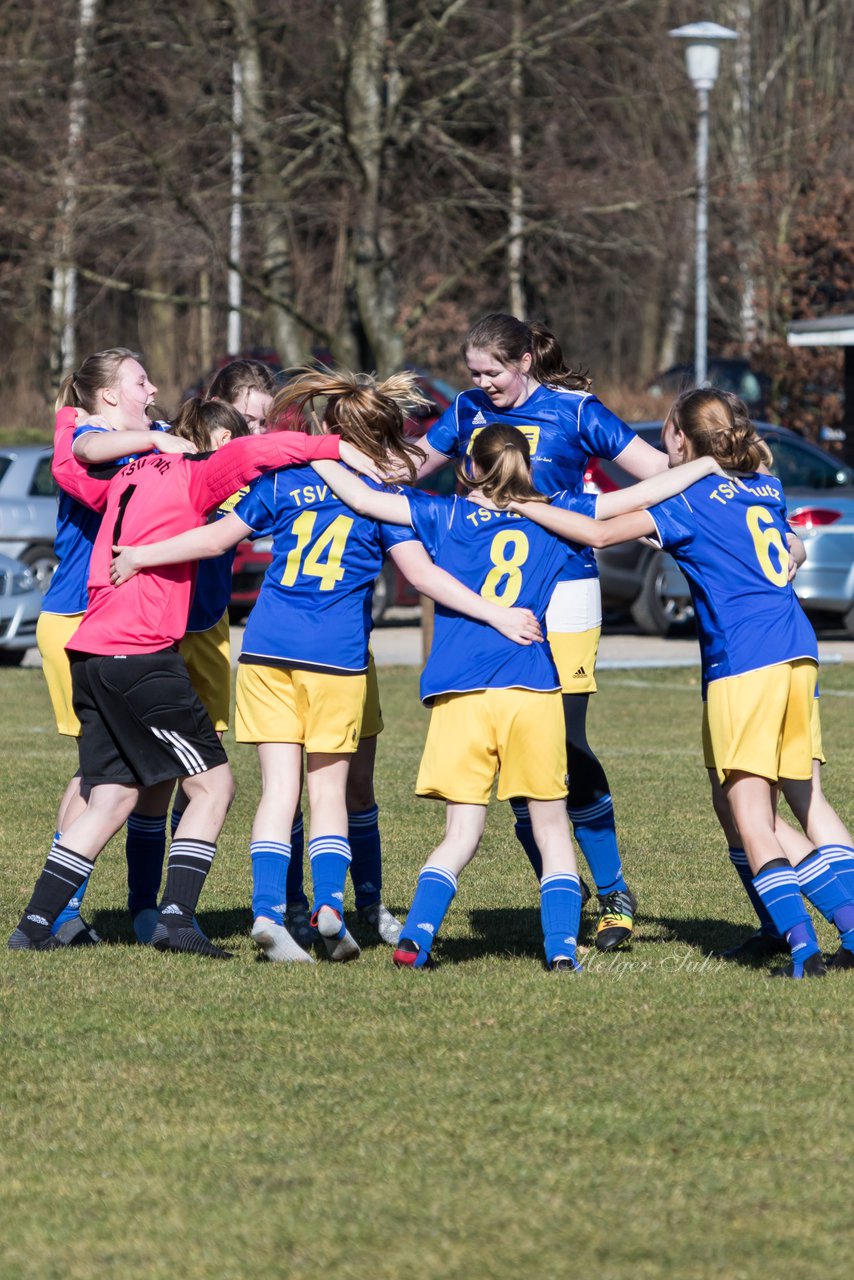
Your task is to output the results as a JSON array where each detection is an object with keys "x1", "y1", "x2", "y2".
[
  {"x1": 0, "y1": 551, "x2": 41, "y2": 664},
  {"x1": 647, "y1": 359, "x2": 771, "y2": 417},
  {"x1": 0, "y1": 445, "x2": 60, "y2": 590},
  {"x1": 588, "y1": 422, "x2": 854, "y2": 636}
]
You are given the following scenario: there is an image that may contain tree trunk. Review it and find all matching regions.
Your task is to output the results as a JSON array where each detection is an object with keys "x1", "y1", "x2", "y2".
[
  {"x1": 507, "y1": 0, "x2": 526, "y2": 320},
  {"x1": 49, "y1": 0, "x2": 98, "y2": 383}
]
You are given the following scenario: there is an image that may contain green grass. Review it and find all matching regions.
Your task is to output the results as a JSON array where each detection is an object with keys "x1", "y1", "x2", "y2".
[{"x1": 1, "y1": 662, "x2": 853, "y2": 1279}]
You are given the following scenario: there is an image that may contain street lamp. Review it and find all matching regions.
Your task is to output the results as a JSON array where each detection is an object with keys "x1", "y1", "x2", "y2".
[{"x1": 669, "y1": 21, "x2": 738, "y2": 388}]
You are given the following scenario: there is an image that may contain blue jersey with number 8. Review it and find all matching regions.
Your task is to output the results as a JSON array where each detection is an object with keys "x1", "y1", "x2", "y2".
[
  {"x1": 234, "y1": 466, "x2": 413, "y2": 673},
  {"x1": 648, "y1": 473, "x2": 817, "y2": 684},
  {"x1": 408, "y1": 489, "x2": 590, "y2": 702}
]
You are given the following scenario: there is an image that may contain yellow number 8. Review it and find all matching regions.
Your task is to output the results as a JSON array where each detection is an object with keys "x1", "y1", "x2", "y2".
[
  {"x1": 482, "y1": 529, "x2": 529, "y2": 606},
  {"x1": 746, "y1": 505, "x2": 788, "y2": 587}
]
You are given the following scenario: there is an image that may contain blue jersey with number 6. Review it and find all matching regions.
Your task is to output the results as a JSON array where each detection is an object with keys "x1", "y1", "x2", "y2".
[
  {"x1": 234, "y1": 467, "x2": 413, "y2": 673},
  {"x1": 408, "y1": 488, "x2": 594, "y2": 702},
  {"x1": 647, "y1": 473, "x2": 817, "y2": 685}
]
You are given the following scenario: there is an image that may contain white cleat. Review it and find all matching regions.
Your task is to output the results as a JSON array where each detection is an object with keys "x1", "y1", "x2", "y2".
[
  {"x1": 314, "y1": 907, "x2": 361, "y2": 962},
  {"x1": 251, "y1": 916, "x2": 315, "y2": 964}
]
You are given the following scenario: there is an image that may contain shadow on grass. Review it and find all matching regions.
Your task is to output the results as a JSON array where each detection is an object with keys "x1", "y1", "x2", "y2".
[
  {"x1": 88, "y1": 906, "x2": 253, "y2": 943},
  {"x1": 650, "y1": 914, "x2": 761, "y2": 955}
]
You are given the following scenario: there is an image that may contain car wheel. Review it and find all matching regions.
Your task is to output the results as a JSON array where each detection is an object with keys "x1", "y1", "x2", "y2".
[
  {"x1": 0, "y1": 648, "x2": 26, "y2": 667},
  {"x1": 20, "y1": 543, "x2": 59, "y2": 593},
  {"x1": 371, "y1": 563, "x2": 394, "y2": 626},
  {"x1": 630, "y1": 553, "x2": 694, "y2": 637},
  {"x1": 844, "y1": 603, "x2": 854, "y2": 640}
]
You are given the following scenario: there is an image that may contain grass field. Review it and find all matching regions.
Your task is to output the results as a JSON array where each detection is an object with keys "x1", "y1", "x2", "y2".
[{"x1": 1, "y1": 661, "x2": 853, "y2": 1280}]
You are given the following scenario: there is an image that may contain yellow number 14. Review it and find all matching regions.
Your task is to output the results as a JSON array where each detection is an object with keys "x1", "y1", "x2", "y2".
[{"x1": 281, "y1": 510, "x2": 354, "y2": 590}]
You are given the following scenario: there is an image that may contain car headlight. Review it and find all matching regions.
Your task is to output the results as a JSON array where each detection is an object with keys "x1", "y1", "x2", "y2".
[{"x1": 11, "y1": 567, "x2": 35, "y2": 595}]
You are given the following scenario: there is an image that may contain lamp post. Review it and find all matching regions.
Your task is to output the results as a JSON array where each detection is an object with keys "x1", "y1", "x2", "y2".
[{"x1": 669, "y1": 22, "x2": 738, "y2": 388}]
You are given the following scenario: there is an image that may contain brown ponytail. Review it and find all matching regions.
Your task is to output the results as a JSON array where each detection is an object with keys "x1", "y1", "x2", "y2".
[
  {"x1": 169, "y1": 398, "x2": 250, "y2": 451},
  {"x1": 269, "y1": 367, "x2": 428, "y2": 482},
  {"x1": 666, "y1": 388, "x2": 772, "y2": 472}
]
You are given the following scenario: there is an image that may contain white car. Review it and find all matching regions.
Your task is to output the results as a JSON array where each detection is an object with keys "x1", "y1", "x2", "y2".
[
  {"x1": 0, "y1": 551, "x2": 41, "y2": 665},
  {"x1": 0, "y1": 445, "x2": 59, "y2": 590}
]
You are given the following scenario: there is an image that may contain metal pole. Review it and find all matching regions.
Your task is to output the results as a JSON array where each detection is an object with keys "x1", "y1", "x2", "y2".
[
  {"x1": 227, "y1": 58, "x2": 244, "y2": 357},
  {"x1": 695, "y1": 85, "x2": 709, "y2": 388}
]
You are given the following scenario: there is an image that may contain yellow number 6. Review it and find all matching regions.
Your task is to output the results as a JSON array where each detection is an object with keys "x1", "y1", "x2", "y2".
[{"x1": 746, "y1": 505, "x2": 788, "y2": 587}]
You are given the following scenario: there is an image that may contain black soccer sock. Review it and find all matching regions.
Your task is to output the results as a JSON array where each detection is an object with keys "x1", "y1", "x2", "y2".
[
  {"x1": 16, "y1": 845, "x2": 96, "y2": 943},
  {"x1": 159, "y1": 838, "x2": 216, "y2": 921}
]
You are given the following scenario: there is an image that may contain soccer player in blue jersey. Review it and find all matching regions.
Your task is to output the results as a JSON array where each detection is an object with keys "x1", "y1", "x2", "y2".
[
  {"x1": 108, "y1": 370, "x2": 544, "y2": 964},
  {"x1": 417, "y1": 315, "x2": 669, "y2": 951},
  {"x1": 514, "y1": 388, "x2": 854, "y2": 979},
  {"x1": 311, "y1": 425, "x2": 722, "y2": 971},
  {"x1": 37, "y1": 348, "x2": 196, "y2": 945}
]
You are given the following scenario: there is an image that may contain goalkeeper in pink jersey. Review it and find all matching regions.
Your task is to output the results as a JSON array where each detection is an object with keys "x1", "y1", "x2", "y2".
[{"x1": 9, "y1": 426, "x2": 378, "y2": 958}]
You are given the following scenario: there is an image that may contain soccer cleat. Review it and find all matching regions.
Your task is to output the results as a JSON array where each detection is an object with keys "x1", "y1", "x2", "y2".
[
  {"x1": 357, "y1": 900, "x2": 403, "y2": 946},
  {"x1": 8, "y1": 928, "x2": 62, "y2": 951},
  {"x1": 54, "y1": 916, "x2": 102, "y2": 947},
  {"x1": 594, "y1": 888, "x2": 637, "y2": 952},
  {"x1": 393, "y1": 937, "x2": 437, "y2": 970},
  {"x1": 769, "y1": 951, "x2": 828, "y2": 980},
  {"x1": 151, "y1": 920, "x2": 232, "y2": 959},
  {"x1": 251, "y1": 916, "x2": 315, "y2": 964},
  {"x1": 716, "y1": 929, "x2": 788, "y2": 964},
  {"x1": 284, "y1": 903, "x2": 317, "y2": 949},
  {"x1": 550, "y1": 955, "x2": 583, "y2": 973},
  {"x1": 826, "y1": 946, "x2": 854, "y2": 971},
  {"x1": 320, "y1": 927, "x2": 361, "y2": 963}
]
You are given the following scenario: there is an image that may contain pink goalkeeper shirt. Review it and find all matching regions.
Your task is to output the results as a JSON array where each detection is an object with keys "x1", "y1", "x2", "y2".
[{"x1": 69, "y1": 432, "x2": 341, "y2": 656}]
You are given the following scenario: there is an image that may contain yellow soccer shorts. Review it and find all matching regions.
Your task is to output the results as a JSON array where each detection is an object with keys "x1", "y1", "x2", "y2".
[
  {"x1": 179, "y1": 611, "x2": 232, "y2": 732},
  {"x1": 235, "y1": 662, "x2": 366, "y2": 754},
  {"x1": 704, "y1": 659, "x2": 818, "y2": 785},
  {"x1": 36, "y1": 610, "x2": 84, "y2": 737},
  {"x1": 360, "y1": 649, "x2": 384, "y2": 739},
  {"x1": 545, "y1": 578, "x2": 602, "y2": 695},
  {"x1": 416, "y1": 687, "x2": 568, "y2": 805}
]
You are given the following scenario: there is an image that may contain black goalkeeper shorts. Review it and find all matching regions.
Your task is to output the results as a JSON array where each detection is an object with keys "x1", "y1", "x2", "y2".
[{"x1": 69, "y1": 648, "x2": 229, "y2": 788}]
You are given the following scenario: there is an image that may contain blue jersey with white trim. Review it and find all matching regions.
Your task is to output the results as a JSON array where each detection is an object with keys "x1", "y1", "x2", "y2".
[
  {"x1": 234, "y1": 468, "x2": 414, "y2": 672},
  {"x1": 647, "y1": 473, "x2": 817, "y2": 684},
  {"x1": 42, "y1": 421, "x2": 168, "y2": 616},
  {"x1": 426, "y1": 385, "x2": 636, "y2": 582},
  {"x1": 409, "y1": 489, "x2": 593, "y2": 702}
]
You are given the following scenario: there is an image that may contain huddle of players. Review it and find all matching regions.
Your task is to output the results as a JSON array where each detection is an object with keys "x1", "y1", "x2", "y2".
[{"x1": 9, "y1": 314, "x2": 854, "y2": 978}]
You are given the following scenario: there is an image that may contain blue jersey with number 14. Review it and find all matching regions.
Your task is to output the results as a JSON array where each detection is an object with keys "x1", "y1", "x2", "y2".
[
  {"x1": 648, "y1": 472, "x2": 817, "y2": 685},
  {"x1": 408, "y1": 488, "x2": 594, "y2": 703},
  {"x1": 234, "y1": 467, "x2": 413, "y2": 673}
]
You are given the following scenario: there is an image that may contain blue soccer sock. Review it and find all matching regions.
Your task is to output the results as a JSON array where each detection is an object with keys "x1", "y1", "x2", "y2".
[
  {"x1": 251, "y1": 840, "x2": 292, "y2": 926},
  {"x1": 399, "y1": 866, "x2": 458, "y2": 965},
  {"x1": 728, "y1": 846, "x2": 780, "y2": 936},
  {"x1": 818, "y1": 844, "x2": 854, "y2": 901},
  {"x1": 126, "y1": 812, "x2": 167, "y2": 914},
  {"x1": 540, "y1": 873, "x2": 582, "y2": 968},
  {"x1": 309, "y1": 835, "x2": 351, "y2": 920},
  {"x1": 568, "y1": 794, "x2": 627, "y2": 896},
  {"x1": 348, "y1": 804, "x2": 382, "y2": 910},
  {"x1": 794, "y1": 849, "x2": 854, "y2": 952},
  {"x1": 51, "y1": 832, "x2": 92, "y2": 932},
  {"x1": 285, "y1": 812, "x2": 308, "y2": 910},
  {"x1": 752, "y1": 859, "x2": 820, "y2": 967},
  {"x1": 510, "y1": 798, "x2": 543, "y2": 880}
]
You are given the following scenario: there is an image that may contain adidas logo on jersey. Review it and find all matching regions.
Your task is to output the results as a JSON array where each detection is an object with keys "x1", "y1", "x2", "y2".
[
  {"x1": 472, "y1": 410, "x2": 487, "y2": 425},
  {"x1": 573, "y1": 666, "x2": 587, "y2": 678}
]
